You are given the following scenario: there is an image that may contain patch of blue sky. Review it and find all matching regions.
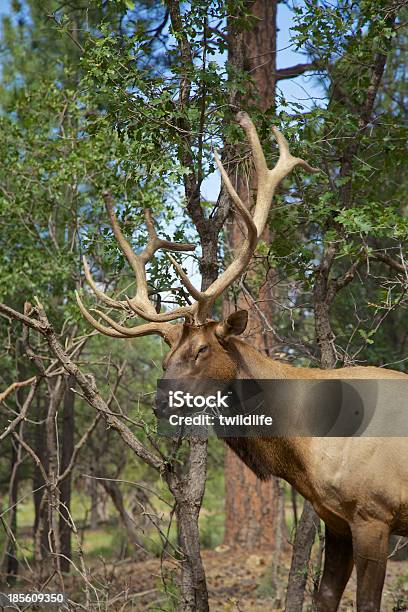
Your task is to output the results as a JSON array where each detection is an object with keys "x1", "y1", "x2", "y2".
[
  {"x1": 0, "y1": 1, "x2": 10, "y2": 19},
  {"x1": 201, "y1": 2, "x2": 328, "y2": 203}
]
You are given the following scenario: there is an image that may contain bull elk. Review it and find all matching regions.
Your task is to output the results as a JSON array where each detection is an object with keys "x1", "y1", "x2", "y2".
[{"x1": 76, "y1": 112, "x2": 408, "y2": 611}]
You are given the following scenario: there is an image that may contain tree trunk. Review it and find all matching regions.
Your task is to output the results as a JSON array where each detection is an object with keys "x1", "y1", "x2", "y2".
[
  {"x1": 223, "y1": 0, "x2": 280, "y2": 550},
  {"x1": 2, "y1": 340, "x2": 26, "y2": 584},
  {"x1": 59, "y1": 375, "x2": 75, "y2": 573},
  {"x1": 284, "y1": 275, "x2": 335, "y2": 606},
  {"x1": 1, "y1": 439, "x2": 19, "y2": 586},
  {"x1": 223, "y1": 445, "x2": 277, "y2": 548},
  {"x1": 170, "y1": 438, "x2": 209, "y2": 612},
  {"x1": 41, "y1": 375, "x2": 65, "y2": 584},
  {"x1": 33, "y1": 393, "x2": 50, "y2": 566},
  {"x1": 270, "y1": 479, "x2": 287, "y2": 606},
  {"x1": 100, "y1": 479, "x2": 145, "y2": 552},
  {"x1": 89, "y1": 471, "x2": 99, "y2": 530},
  {"x1": 285, "y1": 244, "x2": 338, "y2": 606},
  {"x1": 176, "y1": 499, "x2": 209, "y2": 612},
  {"x1": 291, "y1": 486, "x2": 298, "y2": 529},
  {"x1": 285, "y1": 501, "x2": 319, "y2": 612}
]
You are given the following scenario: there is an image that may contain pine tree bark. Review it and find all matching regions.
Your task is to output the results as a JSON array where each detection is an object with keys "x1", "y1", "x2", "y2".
[
  {"x1": 224, "y1": 447, "x2": 280, "y2": 548},
  {"x1": 223, "y1": 0, "x2": 280, "y2": 550}
]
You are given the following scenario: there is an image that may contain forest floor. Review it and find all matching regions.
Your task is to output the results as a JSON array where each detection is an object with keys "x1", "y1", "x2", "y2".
[{"x1": 81, "y1": 545, "x2": 408, "y2": 611}]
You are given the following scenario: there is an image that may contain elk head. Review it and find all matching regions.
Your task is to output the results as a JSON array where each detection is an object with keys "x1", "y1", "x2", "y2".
[{"x1": 76, "y1": 112, "x2": 318, "y2": 379}]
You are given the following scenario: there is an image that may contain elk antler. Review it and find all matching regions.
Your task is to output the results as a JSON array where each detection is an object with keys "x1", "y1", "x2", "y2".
[
  {"x1": 76, "y1": 112, "x2": 319, "y2": 337},
  {"x1": 173, "y1": 111, "x2": 319, "y2": 323},
  {"x1": 76, "y1": 193, "x2": 197, "y2": 341}
]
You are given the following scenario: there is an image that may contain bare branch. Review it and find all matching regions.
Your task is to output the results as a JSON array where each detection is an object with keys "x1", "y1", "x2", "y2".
[
  {"x1": 0, "y1": 377, "x2": 36, "y2": 404},
  {"x1": 372, "y1": 252, "x2": 406, "y2": 274},
  {"x1": 33, "y1": 298, "x2": 166, "y2": 473},
  {"x1": 276, "y1": 62, "x2": 318, "y2": 81}
]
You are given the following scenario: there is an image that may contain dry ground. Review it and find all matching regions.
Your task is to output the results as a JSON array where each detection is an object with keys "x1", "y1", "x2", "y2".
[{"x1": 75, "y1": 546, "x2": 408, "y2": 611}]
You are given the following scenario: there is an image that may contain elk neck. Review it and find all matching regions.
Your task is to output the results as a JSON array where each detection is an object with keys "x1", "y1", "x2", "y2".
[{"x1": 223, "y1": 337, "x2": 317, "y2": 499}]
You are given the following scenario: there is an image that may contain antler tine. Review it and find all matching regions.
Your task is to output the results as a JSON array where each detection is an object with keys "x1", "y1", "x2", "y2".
[
  {"x1": 102, "y1": 192, "x2": 197, "y2": 322},
  {"x1": 213, "y1": 151, "x2": 259, "y2": 241},
  {"x1": 190, "y1": 112, "x2": 320, "y2": 323},
  {"x1": 103, "y1": 192, "x2": 156, "y2": 312},
  {"x1": 166, "y1": 254, "x2": 204, "y2": 301},
  {"x1": 270, "y1": 126, "x2": 319, "y2": 174},
  {"x1": 75, "y1": 291, "x2": 174, "y2": 341},
  {"x1": 91, "y1": 306, "x2": 177, "y2": 337},
  {"x1": 142, "y1": 209, "x2": 195, "y2": 261},
  {"x1": 79, "y1": 192, "x2": 199, "y2": 338},
  {"x1": 80, "y1": 192, "x2": 154, "y2": 315},
  {"x1": 235, "y1": 111, "x2": 269, "y2": 183},
  {"x1": 236, "y1": 112, "x2": 319, "y2": 235},
  {"x1": 163, "y1": 151, "x2": 258, "y2": 321},
  {"x1": 82, "y1": 257, "x2": 127, "y2": 310},
  {"x1": 124, "y1": 295, "x2": 198, "y2": 322},
  {"x1": 75, "y1": 291, "x2": 129, "y2": 337}
]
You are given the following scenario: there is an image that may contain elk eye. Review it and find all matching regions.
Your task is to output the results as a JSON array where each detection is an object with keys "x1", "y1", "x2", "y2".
[{"x1": 195, "y1": 346, "x2": 208, "y2": 360}]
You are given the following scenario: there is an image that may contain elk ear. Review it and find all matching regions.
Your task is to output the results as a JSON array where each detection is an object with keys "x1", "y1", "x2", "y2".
[{"x1": 216, "y1": 310, "x2": 248, "y2": 340}]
